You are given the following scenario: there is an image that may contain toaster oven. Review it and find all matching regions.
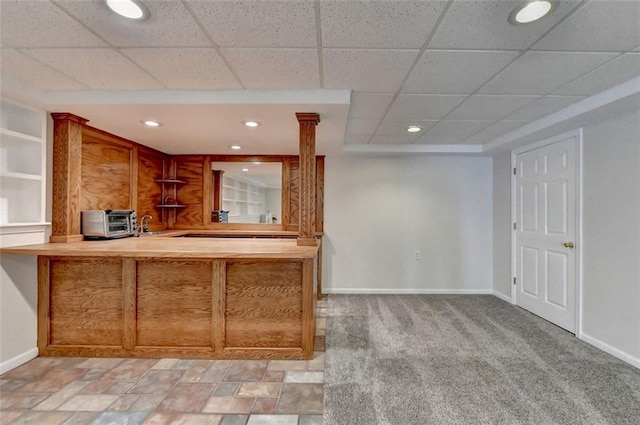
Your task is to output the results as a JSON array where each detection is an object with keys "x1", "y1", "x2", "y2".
[{"x1": 81, "y1": 210, "x2": 137, "y2": 239}]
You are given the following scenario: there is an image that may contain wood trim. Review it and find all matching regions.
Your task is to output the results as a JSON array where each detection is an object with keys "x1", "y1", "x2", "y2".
[
  {"x1": 49, "y1": 235, "x2": 84, "y2": 243},
  {"x1": 40, "y1": 345, "x2": 306, "y2": 360},
  {"x1": 37, "y1": 256, "x2": 50, "y2": 353},
  {"x1": 212, "y1": 170, "x2": 224, "y2": 211},
  {"x1": 130, "y1": 147, "x2": 139, "y2": 211},
  {"x1": 122, "y1": 258, "x2": 137, "y2": 350},
  {"x1": 297, "y1": 113, "x2": 317, "y2": 245},
  {"x1": 203, "y1": 156, "x2": 213, "y2": 225},
  {"x1": 317, "y1": 238, "x2": 323, "y2": 300},
  {"x1": 316, "y1": 156, "x2": 325, "y2": 233},
  {"x1": 51, "y1": 114, "x2": 86, "y2": 242},
  {"x1": 301, "y1": 257, "x2": 315, "y2": 359},
  {"x1": 281, "y1": 157, "x2": 292, "y2": 230},
  {"x1": 211, "y1": 259, "x2": 226, "y2": 351}
]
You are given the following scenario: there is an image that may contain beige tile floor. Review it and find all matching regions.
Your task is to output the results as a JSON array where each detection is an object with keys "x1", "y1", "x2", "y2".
[{"x1": 0, "y1": 299, "x2": 329, "y2": 425}]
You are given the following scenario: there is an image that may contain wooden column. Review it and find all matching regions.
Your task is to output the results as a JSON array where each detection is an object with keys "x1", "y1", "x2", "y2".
[
  {"x1": 212, "y1": 170, "x2": 224, "y2": 211},
  {"x1": 50, "y1": 113, "x2": 88, "y2": 243},
  {"x1": 296, "y1": 113, "x2": 320, "y2": 246}
]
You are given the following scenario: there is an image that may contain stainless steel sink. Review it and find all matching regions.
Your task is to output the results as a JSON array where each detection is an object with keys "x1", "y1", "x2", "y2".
[{"x1": 138, "y1": 231, "x2": 170, "y2": 237}]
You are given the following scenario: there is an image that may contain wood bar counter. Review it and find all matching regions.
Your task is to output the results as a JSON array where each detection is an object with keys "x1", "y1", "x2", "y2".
[{"x1": 2, "y1": 237, "x2": 318, "y2": 360}]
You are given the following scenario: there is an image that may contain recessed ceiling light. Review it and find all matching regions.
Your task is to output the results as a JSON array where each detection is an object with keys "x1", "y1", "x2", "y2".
[
  {"x1": 230, "y1": 145, "x2": 242, "y2": 150},
  {"x1": 509, "y1": 1, "x2": 555, "y2": 25},
  {"x1": 407, "y1": 125, "x2": 422, "y2": 133},
  {"x1": 141, "y1": 120, "x2": 161, "y2": 127},
  {"x1": 243, "y1": 121, "x2": 261, "y2": 128},
  {"x1": 106, "y1": 0, "x2": 149, "y2": 20},
  {"x1": 253, "y1": 161, "x2": 261, "y2": 165},
  {"x1": 242, "y1": 168, "x2": 249, "y2": 172}
]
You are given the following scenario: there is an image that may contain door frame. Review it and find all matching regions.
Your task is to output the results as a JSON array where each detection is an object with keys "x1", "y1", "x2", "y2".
[{"x1": 510, "y1": 129, "x2": 584, "y2": 338}]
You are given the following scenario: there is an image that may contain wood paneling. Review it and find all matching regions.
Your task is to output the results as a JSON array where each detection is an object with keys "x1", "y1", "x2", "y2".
[
  {"x1": 49, "y1": 258, "x2": 123, "y2": 345},
  {"x1": 51, "y1": 113, "x2": 87, "y2": 242},
  {"x1": 174, "y1": 158, "x2": 204, "y2": 224},
  {"x1": 225, "y1": 261, "x2": 303, "y2": 348},
  {"x1": 81, "y1": 131, "x2": 132, "y2": 211},
  {"x1": 296, "y1": 113, "x2": 320, "y2": 245},
  {"x1": 137, "y1": 147, "x2": 167, "y2": 230},
  {"x1": 37, "y1": 256, "x2": 50, "y2": 352},
  {"x1": 286, "y1": 159, "x2": 300, "y2": 231},
  {"x1": 136, "y1": 260, "x2": 212, "y2": 347},
  {"x1": 122, "y1": 258, "x2": 137, "y2": 350},
  {"x1": 211, "y1": 259, "x2": 226, "y2": 351}
]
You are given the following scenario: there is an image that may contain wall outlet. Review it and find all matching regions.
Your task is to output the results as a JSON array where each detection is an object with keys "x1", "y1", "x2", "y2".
[{"x1": 414, "y1": 250, "x2": 421, "y2": 260}]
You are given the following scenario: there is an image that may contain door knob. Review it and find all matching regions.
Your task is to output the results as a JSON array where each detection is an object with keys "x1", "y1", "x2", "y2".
[{"x1": 562, "y1": 242, "x2": 574, "y2": 248}]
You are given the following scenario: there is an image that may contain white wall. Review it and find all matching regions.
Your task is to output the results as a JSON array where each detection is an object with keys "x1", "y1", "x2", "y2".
[
  {"x1": 491, "y1": 107, "x2": 640, "y2": 367},
  {"x1": 580, "y1": 107, "x2": 640, "y2": 365},
  {"x1": 323, "y1": 155, "x2": 493, "y2": 293},
  {"x1": 0, "y1": 231, "x2": 43, "y2": 374},
  {"x1": 492, "y1": 151, "x2": 512, "y2": 301},
  {"x1": 265, "y1": 188, "x2": 281, "y2": 223}
]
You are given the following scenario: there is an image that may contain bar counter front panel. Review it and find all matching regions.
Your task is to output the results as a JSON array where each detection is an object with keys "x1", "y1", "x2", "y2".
[{"x1": 23, "y1": 238, "x2": 318, "y2": 360}]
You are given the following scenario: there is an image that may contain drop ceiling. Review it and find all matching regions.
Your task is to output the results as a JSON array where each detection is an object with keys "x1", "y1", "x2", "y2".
[{"x1": 1, "y1": 0, "x2": 639, "y2": 155}]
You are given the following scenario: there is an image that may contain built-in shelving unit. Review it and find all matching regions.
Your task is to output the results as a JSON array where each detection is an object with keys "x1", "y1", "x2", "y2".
[
  {"x1": 222, "y1": 175, "x2": 267, "y2": 223},
  {"x1": 0, "y1": 99, "x2": 47, "y2": 228},
  {"x1": 155, "y1": 162, "x2": 187, "y2": 221}
]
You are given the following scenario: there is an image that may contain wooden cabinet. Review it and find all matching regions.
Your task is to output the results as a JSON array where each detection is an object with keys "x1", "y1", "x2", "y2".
[{"x1": 0, "y1": 99, "x2": 47, "y2": 227}]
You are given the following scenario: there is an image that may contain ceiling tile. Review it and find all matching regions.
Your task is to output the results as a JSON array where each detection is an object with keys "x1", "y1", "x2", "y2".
[
  {"x1": 0, "y1": 0, "x2": 107, "y2": 47},
  {"x1": 447, "y1": 95, "x2": 539, "y2": 120},
  {"x1": 375, "y1": 120, "x2": 438, "y2": 137},
  {"x1": 533, "y1": 1, "x2": 640, "y2": 52},
  {"x1": 320, "y1": 0, "x2": 446, "y2": 48},
  {"x1": 386, "y1": 94, "x2": 467, "y2": 120},
  {"x1": 479, "y1": 52, "x2": 619, "y2": 95},
  {"x1": 505, "y1": 95, "x2": 585, "y2": 121},
  {"x1": 186, "y1": 0, "x2": 316, "y2": 47},
  {"x1": 121, "y1": 48, "x2": 241, "y2": 89},
  {"x1": 553, "y1": 54, "x2": 640, "y2": 96},
  {"x1": 57, "y1": 0, "x2": 209, "y2": 47},
  {"x1": 22, "y1": 48, "x2": 164, "y2": 90},
  {"x1": 428, "y1": 0, "x2": 580, "y2": 50},
  {"x1": 370, "y1": 135, "x2": 421, "y2": 145},
  {"x1": 323, "y1": 49, "x2": 419, "y2": 92},
  {"x1": 221, "y1": 48, "x2": 319, "y2": 89},
  {"x1": 349, "y1": 93, "x2": 395, "y2": 119},
  {"x1": 344, "y1": 135, "x2": 371, "y2": 145},
  {"x1": 403, "y1": 50, "x2": 519, "y2": 94},
  {"x1": 346, "y1": 118, "x2": 380, "y2": 136},
  {"x1": 469, "y1": 120, "x2": 530, "y2": 144},
  {"x1": 413, "y1": 135, "x2": 469, "y2": 145},
  {"x1": 423, "y1": 120, "x2": 494, "y2": 137},
  {"x1": 0, "y1": 49, "x2": 88, "y2": 90}
]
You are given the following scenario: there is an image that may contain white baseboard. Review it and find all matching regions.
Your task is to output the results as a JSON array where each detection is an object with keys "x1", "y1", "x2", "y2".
[
  {"x1": 492, "y1": 290, "x2": 513, "y2": 303},
  {"x1": 325, "y1": 288, "x2": 493, "y2": 295},
  {"x1": 0, "y1": 347, "x2": 38, "y2": 375},
  {"x1": 580, "y1": 332, "x2": 640, "y2": 369}
]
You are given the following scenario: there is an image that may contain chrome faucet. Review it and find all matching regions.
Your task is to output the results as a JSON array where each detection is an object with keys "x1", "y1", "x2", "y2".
[{"x1": 139, "y1": 215, "x2": 152, "y2": 234}]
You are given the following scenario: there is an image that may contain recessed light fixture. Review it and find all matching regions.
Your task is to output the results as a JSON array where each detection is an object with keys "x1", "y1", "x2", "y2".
[
  {"x1": 243, "y1": 121, "x2": 261, "y2": 128},
  {"x1": 106, "y1": 0, "x2": 149, "y2": 20},
  {"x1": 230, "y1": 145, "x2": 242, "y2": 150},
  {"x1": 509, "y1": 0, "x2": 555, "y2": 25},
  {"x1": 141, "y1": 120, "x2": 162, "y2": 127},
  {"x1": 407, "y1": 125, "x2": 422, "y2": 133},
  {"x1": 253, "y1": 161, "x2": 261, "y2": 165},
  {"x1": 242, "y1": 168, "x2": 249, "y2": 172}
]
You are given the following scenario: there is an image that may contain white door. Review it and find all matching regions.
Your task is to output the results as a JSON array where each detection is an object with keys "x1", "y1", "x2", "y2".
[{"x1": 515, "y1": 136, "x2": 578, "y2": 332}]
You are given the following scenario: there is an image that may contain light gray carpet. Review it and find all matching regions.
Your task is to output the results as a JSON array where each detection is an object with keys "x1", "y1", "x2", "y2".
[{"x1": 324, "y1": 295, "x2": 640, "y2": 425}]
